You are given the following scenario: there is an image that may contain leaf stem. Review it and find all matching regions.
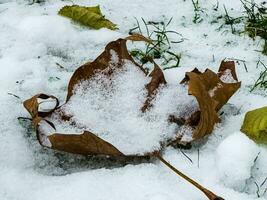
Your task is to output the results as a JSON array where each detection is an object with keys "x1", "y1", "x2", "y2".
[{"x1": 155, "y1": 153, "x2": 224, "y2": 200}]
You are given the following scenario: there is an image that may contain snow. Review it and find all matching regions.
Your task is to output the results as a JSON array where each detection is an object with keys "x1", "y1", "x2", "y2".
[
  {"x1": 220, "y1": 69, "x2": 238, "y2": 83},
  {"x1": 216, "y1": 132, "x2": 260, "y2": 191},
  {"x1": 37, "y1": 97, "x2": 58, "y2": 112},
  {"x1": 0, "y1": 0, "x2": 267, "y2": 200},
  {"x1": 47, "y1": 56, "x2": 197, "y2": 155},
  {"x1": 38, "y1": 120, "x2": 53, "y2": 147}
]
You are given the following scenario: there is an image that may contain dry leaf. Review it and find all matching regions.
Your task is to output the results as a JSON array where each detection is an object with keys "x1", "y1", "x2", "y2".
[
  {"x1": 185, "y1": 70, "x2": 220, "y2": 140},
  {"x1": 141, "y1": 62, "x2": 166, "y2": 112},
  {"x1": 24, "y1": 36, "x2": 162, "y2": 157},
  {"x1": 67, "y1": 36, "x2": 147, "y2": 101},
  {"x1": 48, "y1": 131, "x2": 123, "y2": 156},
  {"x1": 24, "y1": 94, "x2": 124, "y2": 156},
  {"x1": 22, "y1": 37, "x2": 230, "y2": 200},
  {"x1": 23, "y1": 36, "x2": 240, "y2": 154},
  {"x1": 175, "y1": 61, "x2": 241, "y2": 142},
  {"x1": 23, "y1": 93, "x2": 59, "y2": 118}
]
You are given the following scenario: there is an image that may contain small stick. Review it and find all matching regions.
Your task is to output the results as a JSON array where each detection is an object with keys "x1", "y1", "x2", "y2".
[{"x1": 155, "y1": 153, "x2": 224, "y2": 200}]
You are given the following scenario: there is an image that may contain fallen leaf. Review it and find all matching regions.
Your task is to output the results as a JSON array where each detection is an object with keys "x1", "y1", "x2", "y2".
[
  {"x1": 126, "y1": 33, "x2": 152, "y2": 43},
  {"x1": 184, "y1": 70, "x2": 220, "y2": 140},
  {"x1": 23, "y1": 93, "x2": 59, "y2": 118},
  {"x1": 24, "y1": 36, "x2": 160, "y2": 157},
  {"x1": 58, "y1": 5, "x2": 117, "y2": 30},
  {"x1": 241, "y1": 106, "x2": 267, "y2": 144},
  {"x1": 23, "y1": 36, "x2": 229, "y2": 200},
  {"x1": 24, "y1": 94, "x2": 124, "y2": 156},
  {"x1": 215, "y1": 61, "x2": 241, "y2": 111},
  {"x1": 141, "y1": 62, "x2": 166, "y2": 112},
  {"x1": 24, "y1": 38, "x2": 241, "y2": 154},
  {"x1": 67, "y1": 36, "x2": 147, "y2": 101},
  {"x1": 172, "y1": 61, "x2": 241, "y2": 143},
  {"x1": 48, "y1": 131, "x2": 123, "y2": 156}
]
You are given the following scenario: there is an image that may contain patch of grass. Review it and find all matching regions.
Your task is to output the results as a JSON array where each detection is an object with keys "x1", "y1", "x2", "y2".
[
  {"x1": 241, "y1": 0, "x2": 267, "y2": 54},
  {"x1": 129, "y1": 18, "x2": 183, "y2": 70},
  {"x1": 215, "y1": 5, "x2": 244, "y2": 34},
  {"x1": 191, "y1": 0, "x2": 205, "y2": 24},
  {"x1": 250, "y1": 59, "x2": 267, "y2": 92},
  {"x1": 215, "y1": 1, "x2": 267, "y2": 55},
  {"x1": 223, "y1": 5, "x2": 244, "y2": 34}
]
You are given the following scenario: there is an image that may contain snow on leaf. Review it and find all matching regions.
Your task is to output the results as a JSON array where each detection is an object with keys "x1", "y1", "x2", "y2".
[
  {"x1": 22, "y1": 36, "x2": 230, "y2": 200},
  {"x1": 67, "y1": 36, "x2": 147, "y2": 101},
  {"x1": 141, "y1": 62, "x2": 167, "y2": 112},
  {"x1": 23, "y1": 36, "x2": 160, "y2": 156},
  {"x1": 24, "y1": 93, "x2": 124, "y2": 156},
  {"x1": 23, "y1": 38, "x2": 240, "y2": 157},
  {"x1": 241, "y1": 106, "x2": 267, "y2": 144},
  {"x1": 58, "y1": 5, "x2": 118, "y2": 30}
]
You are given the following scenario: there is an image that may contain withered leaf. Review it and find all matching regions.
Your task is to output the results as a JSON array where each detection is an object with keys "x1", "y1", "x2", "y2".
[
  {"x1": 23, "y1": 37, "x2": 240, "y2": 157},
  {"x1": 23, "y1": 93, "x2": 59, "y2": 118},
  {"x1": 141, "y1": 62, "x2": 167, "y2": 112},
  {"x1": 48, "y1": 131, "x2": 123, "y2": 156},
  {"x1": 67, "y1": 36, "x2": 147, "y2": 101},
  {"x1": 185, "y1": 70, "x2": 220, "y2": 140},
  {"x1": 172, "y1": 61, "x2": 240, "y2": 143},
  {"x1": 22, "y1": 36, "x2": 231, "y2": 200},
  {"x1": 25, "y1": 94, "x2": 124, "y2": 156},
  {"x1": 215, "y1": 61, "x2": 241, "y2": 111},
  {"x1": 24, "y1": 36, "x2": 161, "y2": 157},
  {"x1": 188, "y1": 61, "x2": 240, "y2": 140}
]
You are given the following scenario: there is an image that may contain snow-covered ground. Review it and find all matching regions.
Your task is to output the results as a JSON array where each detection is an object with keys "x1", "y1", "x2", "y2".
[{"x1": 1, "y1": 0, "x2": 267, "y2": 199}]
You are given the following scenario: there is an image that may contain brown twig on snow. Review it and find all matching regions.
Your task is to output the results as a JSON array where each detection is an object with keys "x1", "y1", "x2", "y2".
[{"x1": 154, "y1": 153, "x2": 224, "y2": 200}]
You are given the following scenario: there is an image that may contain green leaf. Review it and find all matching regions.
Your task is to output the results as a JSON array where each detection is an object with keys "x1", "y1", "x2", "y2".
[
  {"x1": 241, "y1": 106, "x2": 267, "y2": 144},
  {"x1": 58, "y1": 5, "x2": 118, "y2": 30}
]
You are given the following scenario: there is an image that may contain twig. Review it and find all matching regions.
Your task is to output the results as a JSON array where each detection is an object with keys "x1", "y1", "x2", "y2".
[{"x1": 155, "y1": 153, "x2": 224, "y2": 200}]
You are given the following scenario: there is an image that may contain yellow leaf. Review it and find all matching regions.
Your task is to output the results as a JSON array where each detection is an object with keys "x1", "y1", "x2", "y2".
[
  {"x1": 58, "y1": 5, "x2": 118, "y2": 30},
  {"x1": 241, "y1": 106, "x2": 267, "y2": 144}
]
